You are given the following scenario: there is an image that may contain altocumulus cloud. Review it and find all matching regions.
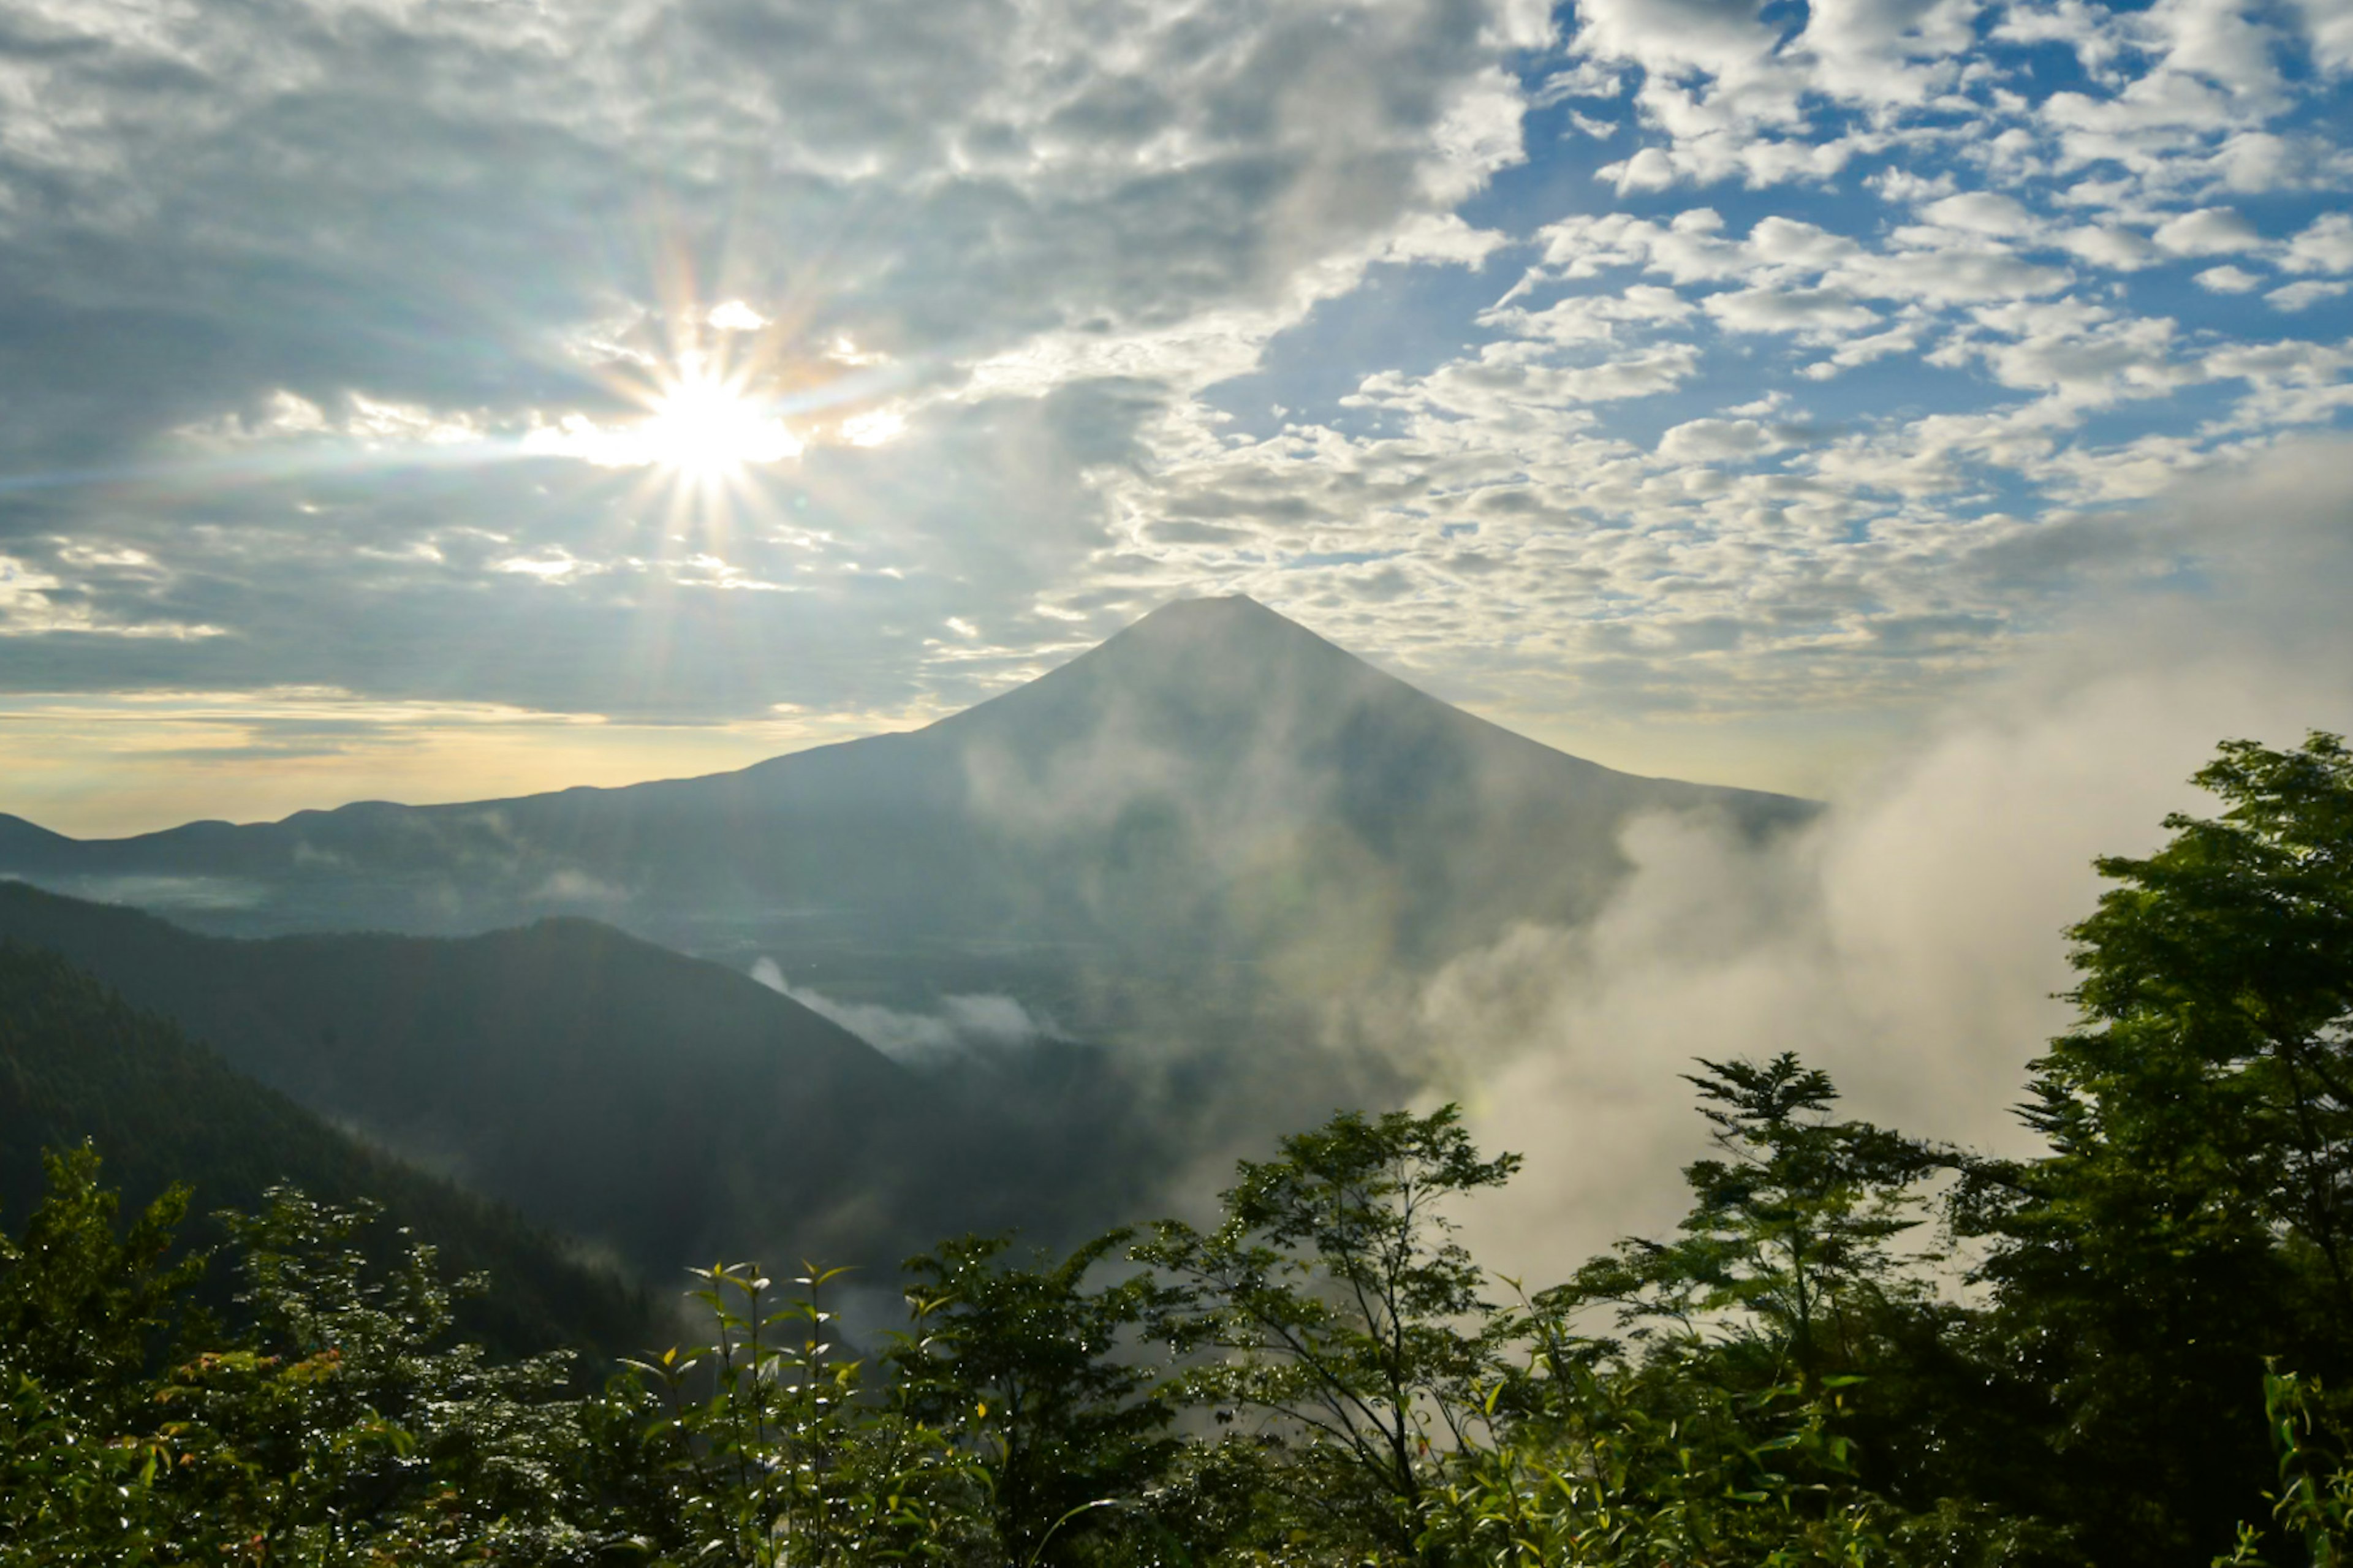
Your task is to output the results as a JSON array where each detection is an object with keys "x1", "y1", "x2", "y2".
[{"x1": 0, "y1": 0, "x2": 2346, "y2": 802}]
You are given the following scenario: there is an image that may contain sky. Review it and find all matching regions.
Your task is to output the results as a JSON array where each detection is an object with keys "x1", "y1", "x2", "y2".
[{"x1": 2, "y1": 0, "x2": 2351, "y2": 836}]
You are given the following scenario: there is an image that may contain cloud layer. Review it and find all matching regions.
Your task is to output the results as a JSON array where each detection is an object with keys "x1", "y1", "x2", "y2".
[
  {"x1": 1420, "y1": 437, "x2": 2353, "y2": 1278},
  {"x1": 0, "y1": 0, "x2": 2347, "y2": 825}
]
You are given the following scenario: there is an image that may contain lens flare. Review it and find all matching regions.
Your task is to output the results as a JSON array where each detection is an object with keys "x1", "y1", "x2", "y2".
[{"x1": 641, "y1": 372, "x2": 802, "y2": 476}]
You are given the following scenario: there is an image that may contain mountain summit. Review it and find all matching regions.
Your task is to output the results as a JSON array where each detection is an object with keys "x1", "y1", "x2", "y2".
[{"x1": 0, "y1": 598, "x2": 1808, "y2": 997}]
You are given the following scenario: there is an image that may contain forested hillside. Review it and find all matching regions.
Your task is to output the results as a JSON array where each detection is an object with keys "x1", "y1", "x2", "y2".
[
  {"x1": 2, "y1": 731, "x2": 2349, "y2": 1567},
  {"x1": 0, "y1": 886, "x2": 1186, "y2": 1275},
  {"x1": 0, "y1": 944, "x2": 654, "y2": 1358}
]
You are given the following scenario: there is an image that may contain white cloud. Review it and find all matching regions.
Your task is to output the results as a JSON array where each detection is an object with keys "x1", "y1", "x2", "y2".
[
  {"x1": 1922, "y1": 191, "x2": 2039, "y2": 237},
  {"x1": 2284, "y1": 212, "x2": 2353, "y2": 273},
  {"x1": 2, "y1": 0, "x2": 2351, "y2": 804},
  {"x1": 2154, "y1": 205, "x2": 2264, "y2": 254},
  {"x1": 2055, "y1": 224, "x2": 2162, "y2": 271},
  {"x1": 1703, "y1": 284, "x2": 1881, "y2": 339},
  {"x1": 2288, "y1": 0, "x2": 2353, "y2": 72},
  {"x1": 2196, "y1": 263, "x2": 2264, "y2": 292},
  {"x1": 1656, "y1": 417, "x2": 1790, "y2": 462},
  {"x1": 2269, "y1": 279, "x2": 2353, "y2": 311}
]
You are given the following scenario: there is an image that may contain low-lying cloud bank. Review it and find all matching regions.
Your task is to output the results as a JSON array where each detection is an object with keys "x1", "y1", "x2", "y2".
[
  {"x1": 1402, "y1": 437, "x2": 2353, "y2": 1284},
  {"x1": 749, "y1": 956, "x2": 1063, "y2": 1065}
]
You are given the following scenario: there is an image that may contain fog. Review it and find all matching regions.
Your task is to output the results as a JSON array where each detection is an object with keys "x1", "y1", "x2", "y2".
[
  {"x1": 750, "y1": 955, "x2": 1065, "y2": 1064},
  {"x1": 1401, "y1": 437, "x2": 2353, "y2": 1286}
]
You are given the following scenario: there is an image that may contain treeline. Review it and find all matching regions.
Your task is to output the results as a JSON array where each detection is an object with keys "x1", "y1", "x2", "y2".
[{"x1": 4, "y1": 732, "x2": 2352, "y2": 1567}]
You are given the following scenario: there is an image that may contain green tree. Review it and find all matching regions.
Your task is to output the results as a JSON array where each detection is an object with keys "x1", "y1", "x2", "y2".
[
  {"x1": 0, "y1": 1144, "x2": 202, "y2": 1567},
  {"x1": 152, "y1": 1187, "x2": 606, "y2": 1565},
  {"x1": 0, "y1": 1142, "x2": 202, "y2": 1413},
  {"x1": 1554, "y1": 1055, "x2": 1938, "y2": 1390},
  {"x1": 1440, "y1": 1058, "x2": 2023, "y2": 1568},
  {"x1": 890, "y1": 1230, "x2": 1180, "y2": 1566},
  {"x1": 1955, "y1": 731, "x2": 2353, "y2": 1564},
  {"x1": 2217, "y1": 1368, "x2": 2353, "y2": 1568},
  {"x1": 610, "y1": 1259, "x2": 988, "y2": 1568},
  {"x1": 2061, "y1": 732, "x2": 2353, "y2": 1309},
  {"x1": 1134, "y1": 1104, "x2": 1520, "y2": 1565}
]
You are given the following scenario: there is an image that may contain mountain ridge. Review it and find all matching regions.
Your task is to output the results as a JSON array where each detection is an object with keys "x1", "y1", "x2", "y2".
[
  {"x1": 0, "y1": 597, "x2": 1814, "y2": 1018},
  {"x1": 2, "y1": 596, "x2": 1801, "y2": 844},
  {"x1": 0, "y1": 937, "x2": 659, "y2": 1358},
  {"x1": 0, "y1": 881, "x2": 1183, "y2": 1279}
]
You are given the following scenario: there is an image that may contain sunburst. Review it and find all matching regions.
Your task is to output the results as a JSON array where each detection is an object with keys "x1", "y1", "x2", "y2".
[{"x1": 637, "y1": 365, "x2": 803, "y2": 479}]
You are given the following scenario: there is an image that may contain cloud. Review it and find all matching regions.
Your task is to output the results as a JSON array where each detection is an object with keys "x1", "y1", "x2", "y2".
[
  {"x1": 2284, "y1": 212, "x2": 2353, "y2": 273},
  {"x1": 1656, "y1": 417, "x2": 1790, "y2": 462},
  {"x1": 2154, "y1": 205, "x2": 2265, "y2": 255},
  {"x1": 1422, "y1": 438, "x2": 2353, "y2": 1282},
  {"x1": 2055, "y1": 225, "x2": 2162, "y2": 270},
  {"x1": 0, "y1": 0, "x2": 1543, "y2": 721},
  {"x1": 1702, "y1": 284, "x2": 1881, "y2": 339},
  {"x1": 750, "y1": 956, "x2": 1061, "y2": 1065},
  {"x1": 2197, "y1": 263, "x2": 2265, "y2": 292},
  {"x1": 1922, "y1": 192, "x2": 2040, "y2": 238},
  {"x1": 1, "y1": 0, "x2": 2351, "y2": 825},
  {"x1": 2270, "y1": 279, "x2": 2353, "y2": 311}
]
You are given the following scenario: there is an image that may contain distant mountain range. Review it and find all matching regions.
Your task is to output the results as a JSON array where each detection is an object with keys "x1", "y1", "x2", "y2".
[{"x1": 0, "y1": 597, "x2": 1809, "y2": 1021}]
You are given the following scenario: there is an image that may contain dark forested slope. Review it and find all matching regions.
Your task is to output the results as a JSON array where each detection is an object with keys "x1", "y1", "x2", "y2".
[
  {"x1": 0, "y1": 942, "x2": 654, "y2": 1357},
  {"x1": 0, "y1": 882, "x2": 1161, "y2": 1279}
]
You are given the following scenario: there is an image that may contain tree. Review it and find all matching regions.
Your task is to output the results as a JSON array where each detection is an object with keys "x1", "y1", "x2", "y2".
[
  {"x1": 154, "y1": 1187, "x2": 607, "y2": 1566},
  {"x1": 1953, "y1": 731, "x2": 2353, "y2": 1565},
  {"x1": 1452, "y1": 1058, "x2": 2033, "y2": 1568},
  {"x1": 1552, "y1": 1054, "x2": 1938, "y2": 1390},
  {"x1": 0, "y1": 1144, "x2": 203, "y2": 1566},
  {"x1": 2061, "y1": 731, "x2": 2353, "y2": 1310},
  {"x1": 612, "y1": 1259, "x2": 988, "y2": 1568},
  {"x1": 889, "y1": 1230, "x2": 1180, "y2": 1566},
  {"x1": 0, "y1": 1142, "x2": 202, "y2": 1411},
  {"x1": 1134, "y1": 1104, "x2": 1520, "y2": 1564}
]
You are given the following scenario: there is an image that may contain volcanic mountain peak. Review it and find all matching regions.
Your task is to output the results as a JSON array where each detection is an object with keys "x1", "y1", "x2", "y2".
[
  {"x1": 0, "y1": 599, "x2": 1812, "y2": 966},
  {"x1": 928, "y1": 594, "x2": 1422, "y2": 755}
]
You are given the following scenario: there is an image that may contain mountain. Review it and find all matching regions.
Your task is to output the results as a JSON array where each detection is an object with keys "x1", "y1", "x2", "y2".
[
  {"x1": 0, "y1": 603, "x2": 1819, "y2": 1291},
  {"x1": 0, "y1": 882, "x2": 1172, "y2": 1282},
  {"x1": 0, "y1": 941, "x2": 657, "y2": 1359},
  {"x1": 0, "y1": 598, "x2": 1810, "y2": 1024}
]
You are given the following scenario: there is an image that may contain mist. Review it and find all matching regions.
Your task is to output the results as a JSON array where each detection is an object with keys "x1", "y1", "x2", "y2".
[
  {"x1": 1396, "y1": 437, "x2": 2353, "y2": 1287},
  {"x1": 749, "y1": 955, "x2": 1064, "y2": 1065}
]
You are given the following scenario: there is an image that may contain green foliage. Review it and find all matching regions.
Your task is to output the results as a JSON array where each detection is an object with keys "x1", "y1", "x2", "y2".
[
  {"x1": 0, "y1": 1145, "x2": 204, "y2": 1567},
  {"x1": 1135, "y1": 1105, "x2": 1520, "y2": 1562},
  {"x1": 148, "y1": 1187, "x2": 608, "y2": 1565},
  {"x1": 1555, "y1": 1054, "x2": 1939, "y2": 1388},
  {"x1": 7, "y1": 729, "x2": 2353, "y2": 1568},
  {"x1": 0, "y1": 1151, "x2": 615, "y2": 1566},
  {"x1": 889, "y1": 1230, "x2": 1180, "y2": 1566},
  {"x1": 1436, "y1": 1350, "x2": 1896, "y2": 1568},
  {"x1": 2217, "y1": 1368, "x2": 2353, "y2": 1567},
  {"x1": 0, "y1": 1143, "x2": 203, "y2": 1406},
  {"x1": 1948, "y1": 732, "x2": 2353, "y2": 1562},
  {"x1": 611, "y1": 1260, "x2": 987, "y2": 1568},
  {"x1": 2063, "y1": 731, "x2": 2353, "y2": 1308}
]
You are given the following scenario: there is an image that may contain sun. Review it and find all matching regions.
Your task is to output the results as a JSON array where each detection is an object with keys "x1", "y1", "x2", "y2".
[{"x1": 640, "y1": 369, "x2": 801, "y2": 477}]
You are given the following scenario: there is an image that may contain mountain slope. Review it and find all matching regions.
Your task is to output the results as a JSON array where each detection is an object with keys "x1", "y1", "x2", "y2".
[
  {"x1": 0, "y1": 941, "x2": 657, "y2": 1359},
  {"x1": 0, "y1": 599, "x2": 1811, "y2": 1012},
  {"x1": 0, "y1": 882, "x2": 1166, "y2": 1279}
]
